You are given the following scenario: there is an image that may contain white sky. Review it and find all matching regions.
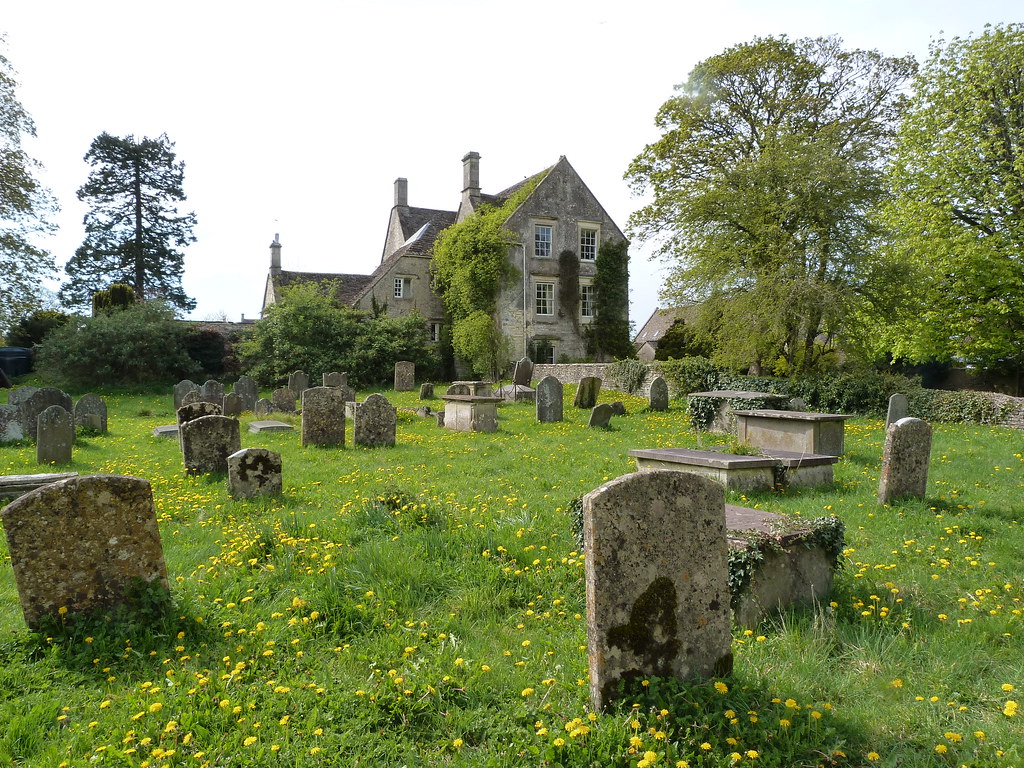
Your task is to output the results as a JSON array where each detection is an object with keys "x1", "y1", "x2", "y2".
[{"x1": 2, "y1": 1, "x2": 1017, "y2": 331}]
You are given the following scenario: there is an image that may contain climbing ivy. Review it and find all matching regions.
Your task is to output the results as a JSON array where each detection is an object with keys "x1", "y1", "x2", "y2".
[
  {"x1": 558, "y1": 249, "x2": 580, "y2": 333},
  {"x1": 586, "y1": 239, "x2": 633, "y2": 360}
]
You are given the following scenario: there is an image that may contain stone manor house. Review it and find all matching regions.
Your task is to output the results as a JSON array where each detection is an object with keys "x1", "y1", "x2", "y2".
[{"x1": 261, "y1": 152, "x2": 628, "y2": 364}]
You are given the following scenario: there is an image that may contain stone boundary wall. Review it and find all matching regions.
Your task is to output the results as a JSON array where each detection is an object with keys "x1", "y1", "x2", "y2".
[{"x1": 976, "y1": 392, "x2": 1024, "y2": 430}]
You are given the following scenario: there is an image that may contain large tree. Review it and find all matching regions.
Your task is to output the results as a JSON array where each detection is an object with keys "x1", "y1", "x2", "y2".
[
  {"x1": 626, "y1": 36, "x2": 915, "y2": 374},
  {"x1": 61, "y1": 132, "x2": 197, "y2": 312},
  {"x1": 882, "y1": 24, "x2": 1024, "y2": 380},
  {"x1": 0, "y1": 36, "x2": 57, "y2": 338}
]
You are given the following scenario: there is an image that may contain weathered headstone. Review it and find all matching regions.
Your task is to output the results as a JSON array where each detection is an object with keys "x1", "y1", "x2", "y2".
[
  {"x1": 7, "y1": 385, "x2": 39, "y2": 411},
  {"x1": 536, "y1": 375, "x2": 563, "y2": 423},
  {"x1": 878, "y1": 417, "x2": 932, "y2": 505},
  {"x1": 287, "y1": 370, "x2": 310, "y2": 395},
  {"x1": 573, "y1": 377, "x2": 601, "y2": 409},
  {"x1": 74, "y1": 393, "x2": 108, "y2": 433},
  {"x1": 337, "y1": 385, "x2": 356, "y2": 404},
  {"x1": 21, "y1": 387, "x2": 73, "y2": 442},
  {"x1": 394, "y1": 361, "x2": 415, "y2": 391},
  {"x1": 227, "y1": 448, "x2": 282, "y2": 499},
  {"x1": 222, "y1": 392, "x2": 243, "y2": 417},
  {"x1": 176, "y1": 401, "x2": 222, "y2": 450},
  {"x1": 354, "y1": 393, "x2": 396, "y2": 447},
  {"x1": 648, "y1": 376, "x2": 669, "y2": 412},
  {"x1": 323, "y1": 371, "x2": 347, "y2": 388},
  {"x1": 885, "y1": 393, "x2": 908, "y2": 428},
  {"x1": 272, "y1": 387, "x2": 296, "y2": 413},
  {"x1": 609, "y1": 401, "x2": 626, "y2": 416},
  {"x1": 419, "y1": 383, "x2": 434, "y2": 400},
  {"x1": 434, "y1": 410, "x2": 446, "y2": 428},
  {"x1": 0, "y1": 475, "x2": 169, "y2": 631},
  {"x1": 512, "y1": 357, "x2": 533, "y2": 386},
  {"x1": 152, "y1": 425, "x2": 178, "y2": 439},
  {"x1": 233, "y1": 375, "x2": 259, "y2": 412},
  {"x1": 181, "y1": 389, "x2": 202, "y2": 406},
  {"x1": 173, "y1": 380, "x2": 200, "y2": 410},
  {"x1": 584, "y1": 470, "x2": 732, "y2": 710},
  {"x1": 588, "y1": 403, "x2": 614, "y2": 428},
  {"x1": 199, "y1": 379, "x2": 224, "y2": 405},
  {"x1": 180, "y1": 415, "x2": 241, "y2": 475},
  {"x1": 1, "y1": 405, "x2": 24, "y2": 443},
  {"x1": 301, "y1": 387, "x2": 345, "y2": 447},
  {"x1": 254, "y1": 398, "x2": 273, "y2": 417},
  {"x1": 37, "y1": 406, "x2": 74, "y2": 465}
]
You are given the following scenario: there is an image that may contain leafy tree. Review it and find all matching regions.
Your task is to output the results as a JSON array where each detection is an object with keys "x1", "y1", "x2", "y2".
[
  {"x1": 654, "y1": 317, "x2": 711, "y2": 360},
  {"x1": 61, "y1": 132, "x2": 197, "y2": 312},
  {"x1": 92, "y1": 282, "x2": 137, "y2": 316},
  {"x1": 0, "y1": 36, "x2": 57, "y2": 338},
  {"x1": 587, "y1": 239, "x2": 634, "y2": 360},
  {"x1": 882, "y1": 24, "x2": 1024, "y2": 380},
  {"x1": 5, "y1": 309, "x2": 70, "y2": 348},
  {"x1": 451, "y1": 309, "x2": 510, "y2": 379},
  {"x1": 626, "y1": 36, "x2": 915, "y2": 375}
]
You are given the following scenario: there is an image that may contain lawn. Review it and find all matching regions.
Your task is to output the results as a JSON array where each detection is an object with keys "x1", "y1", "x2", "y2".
[{"x1": 0, "y1": 382, "x2": 1021, "y2": 767}]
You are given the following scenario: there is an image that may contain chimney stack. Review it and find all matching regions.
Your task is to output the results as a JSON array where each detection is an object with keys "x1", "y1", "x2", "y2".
[
  {"x1": 394, "y1": 177, "x2": 408, "y2": 207},
  {"x1": 462, "y1": 151, "x2": 481, "y2": 209},
  {"x1": 270, "y1": 233, "x2": 281, "y2": 276}
]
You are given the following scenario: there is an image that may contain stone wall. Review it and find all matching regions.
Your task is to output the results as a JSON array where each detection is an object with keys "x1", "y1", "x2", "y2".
[
  {"x1": 976, "y1": 392, "x2": 1024, "y2": 430},
  {"x1": 533, "y1": 362, "x2": 665, "y2": 398}
]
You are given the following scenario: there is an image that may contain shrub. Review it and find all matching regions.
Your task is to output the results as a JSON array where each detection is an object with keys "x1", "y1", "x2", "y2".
[
  {"x1": 4, "y1": 309, "x2": 71, "y2": 348},
  {"x1": 654, "y1": 356, "x2": 720, "y2": 396}
]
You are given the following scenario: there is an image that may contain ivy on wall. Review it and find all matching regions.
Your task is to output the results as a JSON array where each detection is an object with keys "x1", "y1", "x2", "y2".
[
  {"x1": 586, "y1": 239, "x2": 633, "y2": 360},
  {"x1": 557, "y1": 249, "x2": 580, "y2": 334}
]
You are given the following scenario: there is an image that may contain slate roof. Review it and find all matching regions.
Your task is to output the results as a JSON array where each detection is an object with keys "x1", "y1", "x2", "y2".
[
  {"x1": 634, "y1": 306, "x2": 699, "y2": 346},
  {"x1": 397, "y1": 206, "x2": 456, "y2": 243},
  {"x1": 272, "y1": 270, "x2": 374, "y2": 305}
]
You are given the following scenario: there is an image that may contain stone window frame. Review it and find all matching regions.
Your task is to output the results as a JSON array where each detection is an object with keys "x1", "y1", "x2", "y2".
[
  {"x1": 393, "y1": 276, "x2": 412, "y2": 299},
  {"x1": 429, "y1": 321, "x2": 442, "y2": 343},
  {"x1": 580, "y1": 280, "x2": 595, "y2": 321},
  {"x1": 578, "y1": 222, "x2": 600, "y2": 261},
  {"x1": 535, "y1": 280, "x2": 555, "y2": 316},
  {"x1": 533, "y1": 221, "x2": 554, "y2": 258}
]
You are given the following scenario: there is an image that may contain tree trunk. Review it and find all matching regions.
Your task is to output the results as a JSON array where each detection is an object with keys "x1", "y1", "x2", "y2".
[{"x1": 133, "y1": 154, "x2": 145, "y2": 300}]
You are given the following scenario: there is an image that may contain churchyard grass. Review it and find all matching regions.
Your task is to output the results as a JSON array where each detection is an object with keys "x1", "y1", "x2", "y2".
[{"x1": 0, "y1": 383, "x2": 1021, "y2": 766}]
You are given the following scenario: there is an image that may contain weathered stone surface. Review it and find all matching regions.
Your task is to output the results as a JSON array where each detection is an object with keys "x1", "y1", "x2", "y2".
[
  {"x1": 37, "y1": 406, "x2": 73, "y2": 465},
  {"x1": 271, "y1": 387, "x2": 296, "y2": 413},
  {"x1": 0, "y1": 404, "x2": 23, "y2": 443},
  {"x1": 74, "y1": 394, "x2": 107, "y2": 433},
  {"x1": 301, "y1": 387, "x2": 345, "y2": 447},
  {"x1": 8, "y1": 385, "x2": 39, "y2": 410},
  {"x1": 227, "y1": 448, "x2": 282, "y2": 499},
  {"x1": 181, "y1": 390, "x2": 202, "y2": 406},
  {"x1": 176, "y1": 401, "x2": 222, "y2": 433},
  {"x1": 173, "y1": 380, "x2": 199, "y2": 410},
  {"x1": 442, "y1": 395, "x2": 500, "y2": 432},
  {"x1": 588, "y1": 403, "x2": 614, "y2": 428},
  {"x1": 648, "y1": 376, "x2": 669, "y2": 412},
  {"x1": 536, "y1": 375, "x2": 563, "y2": 423},
  {"x1": 180, "y1": 415, "x2": 241, "y2": 474},
  {"x1": 222, "y1": 392, "x2": 243, "y2": 417},
  {"x1": 435, "y1": 410, "x2": 446, "y2": 427},
  {"x1": 496, "y1": 384, "x2": 536, "y2": 402},
  {"x1": 394, "y1": 361, "x2": 415, "y2": 391},
  {"x1": 254, "y1": 398, "x2": 273, "y2": 417},
  {"x1": 446, "y1": 383, "x2": 470, "y2": 396},
  {"x1": 199, "y1": 379, "x2": 224, "y2": 405},
  {"x1": 609, "y1": 401, "x2": 626, "y2": 416},
  {"x1": 323, "y1": 371, "x2": 347, "y2": 388},
  {"x1": 337, "y1": 385, "x2": 356, "y2": 404},
  {"x1": 733, "y1": 409, "x2": 850, "y2": 457},
  {"x1": 788, "y1": 397, "x2": 807, "y2": 411},
  {"x1": 886, "y1": 393, "x2": 908, "y2": 428},
  {"x1": 233, "y1": 375, "x2": 259, "y2": 412},
  {"x1": 0, "y1": 472, "x2": 78, "y2": 501},
  {"x1": 878, "y1": 417, "x2": 932, "y2": 505},
  {"x1": 512, "y1": 357, "x2": 533, "y2": 386},
  {"x1": 419, "y1": 383, "x2": 434, "y2": 400},
  {"x1": 584, "y1": 470, "x2": 732, "y2": 710},
  {"x1": 288, "y1": 371, "x2": 310, "y2": 395},
  {"x1": 21, "y1": 387, "x2": 72, "y2": 442},
  {"x1": 354, "y1": 393, "x2": 396, "y2": 447},
  {"x1": 248, "y1": 420, "x2": 294, "y2": 433},
  {"x1": 152, "y1": 425, "x2": 178, "y2": 439},
  {"x1": 0, "y1": 475, "x2": 169, "y2": 631},
  {"x1": 573, "y1": 377, "x2": 601, "y2": 409}
]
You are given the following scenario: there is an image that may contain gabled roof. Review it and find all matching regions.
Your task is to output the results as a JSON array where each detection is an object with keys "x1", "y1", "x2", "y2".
[
  {"x1": 634, "y1": 306, "x2": 699, "y2": 346},
  {"x1": 272, "y1": 270, "x2": 374, "y2": 305},
  {"x1": 396, "y1": 206, "x2": 456, "y2": 243},
  {"x1": 478, "y1": 170, "x2": 552, "y2": 209}
]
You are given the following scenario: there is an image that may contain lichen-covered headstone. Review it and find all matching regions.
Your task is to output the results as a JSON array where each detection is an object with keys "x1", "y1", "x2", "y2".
[
  {"x1": 173, "y1": 380, "x2": 200, "y2": 410},
  {"x1": 37, "y1": 405, "x2": 74, "y2": 465},
  {"x1": 394, "y1": 361, "x2": 415, "y2": 391},
  {"x1": 573, "y1": 377, "x2": 601, "y2": 409},
  {"x1": 878, "y1": 417, "x2": 932, "y2": 505},
  {"x1": 176, "y1": 401, "x2": 222, "y2": 431},
  {"x1": 301, "y1": 387, "x2": 345, "y2": 447},
  {"x1": 648, "y1": 376, "x2": 669, "y2": 412},
  {"x1": 272, "y1": 387, "x2": 297, "y2": 413},
  {"x1": 419, "y1": 383, "x2": 434, "y2": 400},
  {"x1": 536, "y1": 375, "x2": 563, "y2": 423},
  {"x1": 199, "y1": 379, "x2": 224, "y2": 405},
  {"x1": 0, "y1": 475, "x2": 169, "y2": 630},
  {"x1": 233, "y1": 375, "x2": 259, "y2": 412},
  {"x1": 0, "y1": 404, "x2": 24, "y2": 443},
  {"x1": 227, "y1": 448, "x2": 282, "y2": 499},
  {"x1": 222, "y1": 392, "x2": 243, "y2": 417},
  {"x1": 21, "y1": 387, "x2": 72, "y2": 442},
  {"x1": 512, "y1": 357, "x2": 533, "y2": 386},
  {"x1": 337, "y1": 385, "x2": 356, "y2": 404},
  {"x1": 323, "y1": 371, "x2": 347, "y2": 388},
  {"x1": 885, "y1": 393, "x2": 909, "y2": 428},
  {"x1": 8, "y1": 385, "x2": 39, "y2": 410},
  {"x1": 75, "y1": 393, "x2": 108, "y2": 433},
  {"x1": 181, "y1": 389, "x2": 202, "y2": 406},
  {"x1": 584, "y1": 470, "x2": 732, "y2": 710},
  {"x1": 181, "y1": 415, "x2": 241, "y2": 475},
  {"x1": 288, "y1": 370, "x2": 310, "y2": 394},
  {"x1": 354, "y1": 393, "x2": 396, "y2": 447},
  {"x1": 254, "y1": 398, "x2": 273, "y2": 417},
  {"x1": 588, "y1": 403, "x2": 614, "y2": 428}
]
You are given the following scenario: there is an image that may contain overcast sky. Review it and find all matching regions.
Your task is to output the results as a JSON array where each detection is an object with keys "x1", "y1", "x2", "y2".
[{"x1": 2, "y1": 1, "x2": 1017, "y2": 331}]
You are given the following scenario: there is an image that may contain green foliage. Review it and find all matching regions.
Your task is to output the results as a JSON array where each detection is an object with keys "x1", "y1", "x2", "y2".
[
  {"x1": 450, "y1": 310, "x2": 510, "y2": 380},
  {"x1": 183, "y1": 327, "x2": 230, "y2": 378},
  {"x1": 607, "y1": 358, "x2": 649, "y2": 395},
  {"x1": 627, "y1": 36, "x2": 915, "y2": 374},
  {"x1": 4, "y1": 309, "x2": 70, "y2": 347},
  {"x1": 924, "y1": 390, "x2": 1012, "y2": 425},
  {"x1": 586, "y1": 239, "x2": 633, "y2": 360},
  {"x1": 557, "y1": 249, "x2": 580, "y2": 335},
  {"x1": 654, "y1": 356, "x2": 719, "y2": 397},
  {"x1": 90, "y1": 282, "x2": 136, "y2": 316},
  {"x1": 654, "y1": 317, "x2": 711, "y2": 360},
  {"x1": 61, "y1": 132, "x2": 197, "y2": 312},
  {"x1": 35, "y1": 302, "x2": 197, "y2": 387}
]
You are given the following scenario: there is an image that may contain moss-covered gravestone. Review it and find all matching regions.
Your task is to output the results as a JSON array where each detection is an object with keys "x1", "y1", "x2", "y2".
[
  {"x1": 301, "y1": 387, "x2": 345, "y2": 447},
  {"x1": 878, "y1": 417, "x2": 932, "y2": 505},
  {"x1": 573, "y1": 376, "x2": 601, "y2": 409},
  {"x1": 180, "y1": 415, "x2": 241, "y2": 474}
]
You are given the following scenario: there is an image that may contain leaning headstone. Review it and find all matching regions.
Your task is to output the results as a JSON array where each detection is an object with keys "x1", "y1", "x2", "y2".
[
  {"x1": 419, "y1": 383, "x2": 434, "y2": 400},
  {"x1": 199, "y1": 379, "x2": 225, "y2": 405},
  {"x1": 394, "y1": 361, "x2": 415, "y2": 391},
  {"x1": 0, "y1": 475, "x2": 169, "y2": 631},
  {"x1": 588, "y1": 403, "x2": 614, "y2": 428},
  {"x1": 1, "y1": 405, "x2": 25, "y2": 443},
  {"x1": 272, "y1": 387, "x2": 296, "y2": 413},
  {"x1": 648, "y1": 376, "x2": 669, "y2": 412},
  {"x1": 254, "y1": 398, "x2": 273, "y2": 417},
  {"x1": 8, "y1": 385, "x2": 39, "y2": 411},
  {"x1": 878, "y1": 417, "x2": 932, "y2": 505},
  {"x1": 573, "y1": 377, "x2": 601, "y2": 409},
  {"x1": 301, "y1": 387, "x2": 345, "y2": 447},
  {"x1": 512, "y1": 357, "x2": 533, "y2": 386},
  {"x1": 21, "y1": 387, "x2": 73, "y2": 442},
  {"x1": 584, "y1": 470, "x2": 732, "y2": 710},
  {"x1": 222, "y1": 392, "x2": 243, "y2": 417},
  {"x1": 74, "y1": 393, "x2": 108, "y2": 433},
  {"x1": 227, "y1": 448, "x2": 282, "y2": 499},
  {"x1": 233, "y1": 375, "x2": 259, "y2": 412},
  {"x1": 173, "y1": 380, "x2": 200, "y2": 410},
  {"x1": 609, "y1": 401, "x2": 626, "y2": 416},
  {"x1": 37, "y1": 406, "x2": 74, "y2": 465},
  {"x1": 181, "y1": 389, "x2": 202, "y2": 406},
  {"x1": 885, "y1": 393, "x2": 909, "y2": 428},
  {"x1": 323, "y1": 371, "x2": 347, "y2": 388},
  {"x1": 354, "y1": 393, "x2": 396, "y2": 447},
  {"x1": 536, "y1": 375, "x2": 564, "y2": 423},
  {"x1": 288, "y1": 371, "x2": 310, "y2": 395},
  {"x1": 181, "y1": 415, "x2": 241, "y2": 475}
]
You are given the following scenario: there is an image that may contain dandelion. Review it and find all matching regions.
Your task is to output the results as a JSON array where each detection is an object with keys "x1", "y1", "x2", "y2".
[
  {"x1": 935, "y1": 744, "x2": 947, "y2": 754},
  {"x1": 553, "y1": 738, "x2": 566, "y2": 747},
  {"x1": 1003, "y1": 700, "x2": 1018, "y2": 717},
  {"x1": 148, "y1": 702, "x2": 163, "y2": 713},
  {"x1": 521, "y1": 688, "x2": 534, "y2": 697},
  {"x1": 243, "y1": 737, "x2": 257, "y2": 747},
  {"x1": 1002, "y1": 683, "x2": 1015, "y2": 692},
  {"x1": 867, "y1": 752, "x2": 880, "y2": 761},
  {"x1": 714, "y1": 681, "x2": 729, "y2": 694},
  {"x1": 452, "y1": 738, "x2": 463, "y2": 748}
]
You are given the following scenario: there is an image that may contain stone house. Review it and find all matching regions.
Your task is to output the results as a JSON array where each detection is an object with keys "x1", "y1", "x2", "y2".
[{"x1": 262, "y1": 151, "x2": 628, "y2": 364}]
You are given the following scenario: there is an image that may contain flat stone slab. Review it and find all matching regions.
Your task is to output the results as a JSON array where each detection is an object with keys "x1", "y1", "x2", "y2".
[
  {"x1": 689, "y1": 390, "x2": 784, "y2": 400},
  {"x1": 732, "y1": 409, "x2": 850, "y2": 456},
  {"x1": 630, "y1": 448, "x2": 778, "y2": 470},
  {"x1": 248, "y1": 420, "x2": 295, "y2": 433},
  {"x1": 152, "y1": 424, "x2": 179, "y2": 438},
  {"x1": 630, "y1": 447, "x2": 838, "y2": 491},
  {"x1": 495, "y1": 384, "x2": 536, "y2": 402},
  {"x1": 731, "y1": 409, "x2": 851, "y2": 422},
  {"x1": 441, "y1": 395, "x2": 504, "y2": 403},
  {"x1": 0, "y1": 472, "x2": 79, "y2": 500}
]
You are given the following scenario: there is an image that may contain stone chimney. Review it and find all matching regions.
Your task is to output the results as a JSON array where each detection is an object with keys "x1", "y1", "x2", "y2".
[
  {"x1": 270, "y1": 233, "x2": 281, "y2": 276},
  {"x1": 394, "y1": 177, "x2": 408, "y2": 207},
  {"x1": 462, "y1": 151, "x2": 481, "y2": 210}
]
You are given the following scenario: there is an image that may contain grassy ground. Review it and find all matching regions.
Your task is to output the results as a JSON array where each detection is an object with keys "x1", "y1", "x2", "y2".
[{"x1": 0, "y1": 382, "x2": 1021, "y2": 767}]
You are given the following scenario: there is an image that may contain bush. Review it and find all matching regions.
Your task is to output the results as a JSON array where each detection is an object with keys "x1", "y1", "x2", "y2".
[
  {"x1": 924, "y1": 390, "x2": 1007, "y2": 424},
  {"x1": 183, "y1": 327, "x2": 229, "y2": 378},
  {"x1": 4, "y1": 309, "x2": 71, "y2": 348},
  {"x1": 654, "y1": 356, "x2": 720, "y2": 396}
]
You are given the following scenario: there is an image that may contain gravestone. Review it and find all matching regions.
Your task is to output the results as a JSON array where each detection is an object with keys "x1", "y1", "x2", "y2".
[
  {"x1": 7, "y1": 385, "x2": 39, "y2": 410},
  {"x1": 354, "y1": 393, "x2": 396, "y2": 447},
  {"x1": 1, "y1": 405, "x2": 24, "y2": 443},
  {"x1": 37, "y1": 405, "x2": 74, "y2": 465},
  {"x1": 176, "y1": 401, "x2": 223, "y2": 450},
  {"x1": 323, "y1": 371, "x2": 347, "y2": 388},
  {"x1": 181, "y1": 389, "x2": 202, "y2": 406},
  {"x1": 434, "y1": 410, "x2": 446, "y2": 427},
  {"x1": 74, "y1": 393, "x2": 107, "y2": 433},
  {"x1": 233, "y1": 375, "x2": 259, "y2": 412},
  {"x1": 199, "y1": 379, "x2": 224, "y2": 405},
  {"x1": 878, "y1": 417, "x2": 932, "y2": 505},
  {"x1": 0, "y1": 475, "x2": 169, "y2": 631},
  {"x1": 254, "y1": 398, "x2": 273, "y2": 417},
  {"x1": 394, "y1": 361, "x2": 415, "y2": 391},
  {"x1": 337, "y1": 385, "x2": 356, "y2": 404},
  {"x1": 573, "y1": 377, "x2": 601, "y2": 409},
  {"x1": 649, "y1": 376, "x2": 669, "y2": 412},
  {"x1": 222, "y1": 392, "x2": 243, "y2": 417},
  {"x1": 227, "y1": 448, "x2": 282, "y2": 499},
  {"x1": 609, "y1": 401, "x2": 626, "y2": 416},
  {"x1": 588, "y1": 403, "x2": 614, "y2": 428},
  {"x1": 248, "y1": 420, "x2": 293, "y2": 433},
  {"x1": 288, "y1": 371, "x2": 310, "y2": 395},
  {"x1": 22, "y1": 387, "x2": 73, "y2": 442},
  {"x1": 584, "y1": 470, "x2": 732, "y2": 710},
  {"x1": 885, "y1": 393, "x2": 908, "y2": 428},
  {"x1": 301, "y1": 387, "x2": 345, "y2": 447},
  {"x1": 512, "y1": 357, "x2": 533, "y2": 386},
  {"x1": 180, "y1": 415, "x2": 241, "y2": 474},
  {"x1": 152, "y1": 425, "x2": 178, "y2": 439},
  {"x1": 173, "y1": 380, "x2": 200, "y2": 410},
  {"x1": 446, "y1": 383, "x2": 470, "y2": 396},
  {"x1": 272, "y1": 387, "x2": 297, "y2": 413},
  {"x1": 535, "y1": 375, "x2": 563, "y2": 423},
  {"x1": 788, "y1": 397, "x2": 807, "y2": 411},
  {"x1": 419, "y1": 383, "x2": 434, "y2": 400}
]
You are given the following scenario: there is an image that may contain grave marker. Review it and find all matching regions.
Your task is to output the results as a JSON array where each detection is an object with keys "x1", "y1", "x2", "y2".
[
  {"x1": 227, "y1": 448, "x2": 282, "y2": 499},
  {"x1": 271, "y1": 387, "x2": 296, "y2": 413},
  {"x1": 37, "y1": 405, "x2": 73, "y2": 465},
  {"x1": 288, "y1": 370, "x2": 310, "y2": 394},
  {"x1": 648, "y1": 376, "x2": 669, "y2": 412},
  {"x1": 573, "y1": 377, "x2": 601, "y2": 409},
  {"x1": 74, "y1": 393, "x2": 108, "y2": 433},
  {"x1": 173, "y1": 380, "x2": 199, "y2": 410},
  {"x1": 233, "y1": 375, "x2": 259, "y2": 412},
  {"x1": 885, "y1": 393, "x2": 908, "y2": 428},
  {"x1": 0, "y1": 404, "x2": 23, "y2": 443},
  {"x1": 199, "y1": 379, "x2": 224, "y2": 405},
  {"x1": 394, "y1": 361, "x2": 415, "y2": 391},
  {"x1": 222, "y1": 392, "x2": 243, "y2": 417},
  {"x1": 536, "y1": 376, "x2": 563, "y2": 423},
  {"x1": 878, "y1": 417, "x2": 932, "y2": 505},
  {"x1": 588, "y1": 403, "x2": 613, "y2": 428},
  {"x1": 512, "y1": 357, "x2": 533, "y2": 386},
  {"x1": 301, "y1": 387, "x2": 345, "y2": 447},
  {"x1": 354, "y1": 393, "x2": 396, "y2": 447},
  {"x1": 180, "y1": 415, "x2": 240, "y2": 474},
  {"x1": 323, "y1": 372, "x2": 347, "y2": 388},
  {"x1": 21, "y1": 387, "x2": 73, "y2": 442}
]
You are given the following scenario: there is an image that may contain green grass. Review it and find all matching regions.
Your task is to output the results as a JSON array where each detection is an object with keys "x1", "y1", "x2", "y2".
[{"x1": 0, "y1": 383, "x2": 1021, "y2": 767}]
